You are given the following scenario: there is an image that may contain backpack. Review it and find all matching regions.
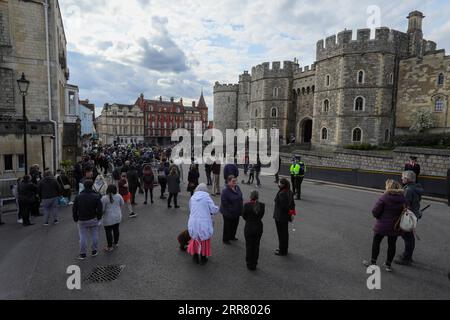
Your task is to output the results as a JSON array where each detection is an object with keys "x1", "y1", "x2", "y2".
[{"x1": 396, "y1": 208, "x2": 418, "y2": 232}]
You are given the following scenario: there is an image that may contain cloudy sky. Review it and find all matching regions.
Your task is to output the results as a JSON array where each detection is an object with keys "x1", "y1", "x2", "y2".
[{"x1": 60, "y1": 0, "x2": 450, "y2": 118}]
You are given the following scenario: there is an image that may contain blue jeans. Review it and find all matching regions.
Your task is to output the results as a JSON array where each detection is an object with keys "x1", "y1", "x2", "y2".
[
  {"x1": 41, "y1": 197, "x2": 59, "y2": 224},
  {"x1": 401, "y1": 232, "x2": 415, "y2": 261},
  {"x1": 78, "y1": 219, "x2": 99, "y2": 255}
]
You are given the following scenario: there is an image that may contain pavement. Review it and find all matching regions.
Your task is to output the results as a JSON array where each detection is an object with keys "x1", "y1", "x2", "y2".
[{"x1": 0, "y1": 167, "x2": 449, "y2": 300}]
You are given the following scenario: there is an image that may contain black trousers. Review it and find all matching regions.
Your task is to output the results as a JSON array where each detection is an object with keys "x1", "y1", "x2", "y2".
[
  {"x1": 104, "y1": 223, "x2": 120, "y2": 248},
  {"x1": 223, "y1": 216, "x2": 240, "y2": 241},
  {"x1": 245, "y1": 229, "x2": 262, "y2": 268},
  {"x1": 31, "y1": 200, "x2": 40, "y2": 216},
  {"x1": 291, "y1": 175, "x2": 296, "y2": 193},
  {"x1": 159, "y1": 179, "x2": 167, "y2": 196},
  {"x1": 275, "y1": 220, "x2": 289, "y2": 254},
  {"x1": 168, "y1": 193, "x2": 178, "y2": 206},
  {"x1": 371, "y1": 233, "x2": 398, "y2": 265},
  {"x1": 19, "y1": 201, "x2": 31, "y2": 225},
  {"x1": 401, "y1": 232, "x2": 415, "y2": 261},
  {"x1": 129, "y1": 185, "x2": 138, "y2": 204},
  {"x1": 144, "y1": 188, "x2": 153, "y2": 202},
  {"x1": 206, "y1": 173, "x2": 212, "y2": 185}
]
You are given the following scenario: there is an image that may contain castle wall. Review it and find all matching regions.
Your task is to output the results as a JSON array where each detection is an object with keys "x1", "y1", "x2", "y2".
[
  {"x1": 213, "y1": 83, "x2": 238, "y2": 136},
  {"x1": 396, "y1": 50, "x2": 450, "y2": 132}
]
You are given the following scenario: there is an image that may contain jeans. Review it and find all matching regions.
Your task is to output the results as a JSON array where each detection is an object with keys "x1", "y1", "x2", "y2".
[
  {"x1": 255, "y1": 172, "x2": 261, "y2": 186},
  {"x1": 371, "y1": 233, "x2": 398, "y2": 266},
  {"x1": 104, "y1": 223, "x2": 120, "y2": 248},
  {"x1": 41, "y1": 197, "x2": 59, "y2": 224},
  {"x1": 206, "y1": 172, "x2": 212, "y2": 185},
  {"x1": 78, "y1": 219, "x2": 99, "y2": 255},
  {"x1": 213, "y1": 174, "x2": 220, "y2": 194},
  {"x1": 401, "y1": 232, "x2": 415, "y2": 261}
]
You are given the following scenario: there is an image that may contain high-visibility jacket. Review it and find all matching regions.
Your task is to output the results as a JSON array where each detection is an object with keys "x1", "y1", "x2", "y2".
[{"x1": 290, "y1": 162, "x2": 306, "y2": 177}]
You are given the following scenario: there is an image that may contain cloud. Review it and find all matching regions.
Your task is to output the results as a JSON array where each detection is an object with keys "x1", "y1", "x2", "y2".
[{"x1": 60, "y1": 0, "x2": 450, "y2": 120}]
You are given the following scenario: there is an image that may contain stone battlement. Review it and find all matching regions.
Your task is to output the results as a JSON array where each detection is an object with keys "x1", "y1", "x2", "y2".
[
  {"x1": 251, "y1": 61, "x2": 299, "y2": 80},
  {"x1": 293, "y1": 63, "x2": 316, "y2": 78},
  {"x1": 316, "y1": 27, "x2": 410, "y2": 61},
  {"x1": 213, "y1": 82, "x2": 239, "y2": 93}
]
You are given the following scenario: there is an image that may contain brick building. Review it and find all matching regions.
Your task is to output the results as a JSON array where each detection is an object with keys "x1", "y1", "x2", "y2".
[{"x1": 137, "y1": 93, "x2": 208, "y2": 145}]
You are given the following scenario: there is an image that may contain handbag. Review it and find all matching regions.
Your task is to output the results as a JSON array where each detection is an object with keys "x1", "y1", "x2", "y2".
[{"x1": 395, "y1": 208, "x2": 417, "y2": 233}]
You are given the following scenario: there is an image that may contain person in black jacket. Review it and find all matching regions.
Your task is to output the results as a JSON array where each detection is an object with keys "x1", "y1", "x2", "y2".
[
  {"x1": 126, "y1": 165, "x2": 140, "y2": 205},
  {"x1": 273, "y1": 178, "x2": 296, "y2": 256},
  {"x1": 18, "y1": 175, "x2": 38, "y2": 226},
  {"x1": 38, "y1": 171, "x2": 63, "y2": 226},
  {"x1": 220, "y1": 175, "x2": 243, "y2": 244},
  {"x1": 73, "y1": 180, "x2": 103, "y2": 260},
  {"x1": 242, "y1": 190, "x2": 265, "y2": 271}
]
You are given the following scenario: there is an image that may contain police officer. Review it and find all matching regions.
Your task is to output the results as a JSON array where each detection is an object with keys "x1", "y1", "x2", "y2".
[
  {"x1": 290, "y1": 156, "x2": 297, "y2": 194},
  {"x1": 290, "y1": 156, "x2": 306, "y2": 200}
]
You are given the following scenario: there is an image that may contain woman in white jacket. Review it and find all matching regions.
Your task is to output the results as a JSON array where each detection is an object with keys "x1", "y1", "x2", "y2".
[
  {"x1": 187, "y1": 183, "x2": 220, "y2": 265},
  {"x1": 101, "y1": 184, "x2": 124, "y2": 252}
]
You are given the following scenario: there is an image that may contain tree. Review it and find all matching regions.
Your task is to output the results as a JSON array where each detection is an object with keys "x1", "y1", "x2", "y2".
[{"x1": 409, "y1": 109, "x2": 436, "y2": 133}]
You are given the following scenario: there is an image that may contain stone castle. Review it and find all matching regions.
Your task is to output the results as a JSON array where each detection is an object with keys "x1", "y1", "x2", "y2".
[{"x1": 213, "y1": 11, "x2": 450, "y2": 148}]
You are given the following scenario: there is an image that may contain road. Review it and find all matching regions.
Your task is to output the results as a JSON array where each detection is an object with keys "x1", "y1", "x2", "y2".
[{"x1": 0, "y1": 168, "x2": 449, "y2": 300}]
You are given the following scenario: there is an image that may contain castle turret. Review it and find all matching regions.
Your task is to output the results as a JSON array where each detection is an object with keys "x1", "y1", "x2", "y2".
[
  {"x1": 407, "y1": 11, "x2": 425, "y2": 57},
  {"x1": 213, "y1": 82, "x2": 239, "y2": 137}
]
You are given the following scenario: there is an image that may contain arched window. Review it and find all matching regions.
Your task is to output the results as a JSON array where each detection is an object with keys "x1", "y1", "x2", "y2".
[
  {"x1": 357, "y1": 70, "x2": 365, "y2": 84},
  {"x1": 302, "y1": 88, "x2": 306, "y2": 95},
  {"x1": 255, "y1": 109, "x2": 258, "y2": 118},
  {"x1": 312, "y1": 85, "x2": 315, "y2": 93},
  {"x1": 271, "y1": 107, "x2": 278, "y2": 118},
  {"x1": 325, "y1": 75, "x2": 331, "y2": 87},
  {"x1": 352, "y1": 128, "x2": 362, "y2": 143},
  {"x1": 307, "y1": 87, "x2": 310, "y2": 94},
  {"x1": 354, "y1": 96, "x2": 365, "y2": 111},
  {"x1": 323, "y1": 99, "x2": 330, "y2": 113},
  {"x1": 228, "y1": 97, "x2": 231, "y2": 103},
  {"x1": 389, "y1": 73, "x2": 394, "y2": 85},
  {"x1": 321, "y1": 127, "x2": 328, "y2": 140},
  {"x1": 435, "y1": 98, "x2": 444, "y2": 112},
  {"x1": 438, "y1": 73, "x2": 445, "y2": 86}
]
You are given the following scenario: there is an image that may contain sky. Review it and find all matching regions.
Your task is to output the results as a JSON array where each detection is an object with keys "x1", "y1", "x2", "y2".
[{"x1": 60, "y1": 0, "x2": 450, "y2": 119}]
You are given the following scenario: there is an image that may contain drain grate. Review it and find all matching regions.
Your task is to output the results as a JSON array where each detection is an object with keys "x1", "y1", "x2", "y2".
[{"x1": 84, "y1": 265, "x2": 126, "y2": 283}]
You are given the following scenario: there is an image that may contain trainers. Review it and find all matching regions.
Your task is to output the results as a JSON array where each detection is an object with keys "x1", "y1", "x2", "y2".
[
  {"x1": 143, "y1": 201, "x2": 147, "y2": 205},
  {"x1": 113, "y1": 243, "x2": 119, "y2": 248},
  {"x1": 43, "y1": 223, "x2": 49, "y2": 226},
  {"x1": 129, "y1": 212, "x2": 138, "y2": 218},
  {"x1": 394, "y1": 258, "x2": 412, "y2": 266},
  {"x1": 17, "y1": 219, "x2": 23, "y2": 224},
  {"x1": 91, "y1": 250, "x2": 98, "y2": 257},
  {"x1": 54, "y1": 220, "x2": 59, "y2": 225},
  {"x1": 104, "y1": 247, "x2": 114, "y2": 253},
  {"x1": 384, "y1": 264, "x2": 393, "y2": 272},
  {"x1": 68, "y1": 202, "x2": 74, "y2": 205},
  {"x1": 362, "y1": 260, "x2": 377, "y2": 267},
  {"x1": 77, "y1": 254, "x2": 87, "y2": 260},
  {"x1": 175, "y1": 206, "x2": 180, "y2": 209}
]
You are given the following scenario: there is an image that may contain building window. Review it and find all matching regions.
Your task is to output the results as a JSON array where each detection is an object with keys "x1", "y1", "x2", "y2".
[
  {"x1": 325, "y1": 75, "x2": 331, "y2": 87},
  {"x1": 321, "y1": 128, "x2": 328, "y2": 140},
  {"x1": 323, "y1": 99, "x2": 330, "y2": 113},
  {"x1": 68, "y1": 91, "x2": 77, "y2": 115},
  {"x1": 388, "y1": 73, "x2": 394, "y2": 85},
  {"x1": 438, "y1": 73, "x2": 445, "y2": 86},
  {"x1": 352, "y1": 128, "x2": 362, "y2": 143},
  {"x1": 255, "y1": 109, "x2": 258, "y2": 118},
  {"x1": 302, "y1": 88, "x2": 306, "y2": 95},
  {"x1": 228, "y1": 97, "x2": 230, "y2": 103},
  {"x1": 357, "y1": 70, "x2": 365, "y2": 84},
  {"x1": 18, "y1": 154, "x2": 25, "y2": 170},
  {"x1": 435, "y1": 98, "x2": 444, "y2": 112},
  {"x1": 4, "y1": 154, "x2": 13, "y2": 171},
  {"x1": 354, "y1": 97, "x2": 365, "y2": 111},
  {"x1": 273, "y1": 87, "x2": 279, "y2": 98},
  {"x1": 271, "y1": 107, "x2": 278, "y2": 118}
]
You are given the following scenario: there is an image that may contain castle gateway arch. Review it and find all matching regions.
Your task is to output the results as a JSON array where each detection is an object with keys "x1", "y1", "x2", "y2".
[{"x1": 298, "y1": 117, "x2": 313, "y2": 143}]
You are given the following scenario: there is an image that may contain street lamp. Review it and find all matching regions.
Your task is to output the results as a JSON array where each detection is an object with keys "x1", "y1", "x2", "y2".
[{"x1": 17, "y1": 73, "x2": 30, "y2": 175}]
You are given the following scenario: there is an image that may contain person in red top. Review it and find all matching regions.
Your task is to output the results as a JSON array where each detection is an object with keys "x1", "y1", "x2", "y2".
[
  {"x1": 118, "y1": 173, "x2": 137, "y2": 218},
  {"x1": 142, "y1": 165, "x2": 155, "y2": 205}
]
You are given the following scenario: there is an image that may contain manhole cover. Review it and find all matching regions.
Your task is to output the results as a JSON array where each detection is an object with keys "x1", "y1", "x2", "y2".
[{"x1": 84, "y1": 265, "x2": 125, "y2": 283}]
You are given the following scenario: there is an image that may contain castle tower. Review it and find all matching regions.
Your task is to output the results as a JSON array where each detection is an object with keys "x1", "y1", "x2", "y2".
[
  {"x1": 407, "y1": 11, "x2": 425, "y2": 57},
  {"x1": 237, "y1": 71, "x2": 252, "y2": 130},
  {"x1": 213, "y1": 82, "x2": 239, "y2": 139}
]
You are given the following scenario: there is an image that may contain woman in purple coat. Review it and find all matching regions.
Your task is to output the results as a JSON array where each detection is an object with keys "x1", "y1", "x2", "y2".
[{"x1": 363, "y1": 180, "x2": 406, "y2": 272}]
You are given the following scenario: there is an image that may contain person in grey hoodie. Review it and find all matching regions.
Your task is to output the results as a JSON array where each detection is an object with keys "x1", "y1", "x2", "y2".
[
  {"x1": 395, "y1": 170, "x2": 424, "y2": 266},
  {"x1": 101, "y1": 185, "x2": 124, "y2": 252},
  {"x1": 38, "y1": 171, "x2": 62, "y2": 226}
]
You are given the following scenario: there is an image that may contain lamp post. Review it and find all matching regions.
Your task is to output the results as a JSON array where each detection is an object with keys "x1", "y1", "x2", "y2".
[{"x1": 17, "y1": 73, "x2": 30, "y2": 175}]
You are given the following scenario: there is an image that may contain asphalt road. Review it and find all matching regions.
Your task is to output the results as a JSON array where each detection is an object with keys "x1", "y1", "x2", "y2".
[{"x1": 1, "y1": 168, "x2": 449, "y2": 300}]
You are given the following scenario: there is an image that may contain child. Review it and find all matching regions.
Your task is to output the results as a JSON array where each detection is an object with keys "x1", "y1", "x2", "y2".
[
  {"x1": 118, "y1": 173, "x2": 137, "y2": 218},
  {"x1": 101, "y1": 185, "x2": 124, "y2": 252}
]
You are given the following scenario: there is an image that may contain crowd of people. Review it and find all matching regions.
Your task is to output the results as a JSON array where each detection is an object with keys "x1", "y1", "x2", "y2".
[{"x1": 0, "y1": 144, "x2": 447, "y2": 278}]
